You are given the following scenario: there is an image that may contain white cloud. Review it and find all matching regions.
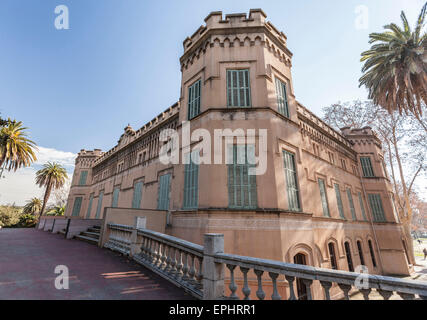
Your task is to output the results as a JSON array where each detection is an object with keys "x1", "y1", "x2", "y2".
[{"x1": 0, "y1": 146, "x2": 76, "y2": 206}]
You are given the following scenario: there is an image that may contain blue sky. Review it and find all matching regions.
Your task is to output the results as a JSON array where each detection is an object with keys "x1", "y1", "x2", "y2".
[{"x1": 0, "y1": 0, "x2": 425, "y2": 204}]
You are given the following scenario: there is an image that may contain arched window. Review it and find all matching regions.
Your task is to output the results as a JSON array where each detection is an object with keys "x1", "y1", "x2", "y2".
[
  {"x1": 368, "y1": 240, "x2": 377, "y2": 268},
  {"x1": 357, "y1": 241, "x2": 365, "y2": 266},
  {"x1": 344, "y1": 242, "x2": 354, "y2": 272},
  {"x1": 293, "y1": 253, "x2": 308, "y2": 300},
  {"x1": 328, "y1": 242, "x2": 338, "y2": 270}
]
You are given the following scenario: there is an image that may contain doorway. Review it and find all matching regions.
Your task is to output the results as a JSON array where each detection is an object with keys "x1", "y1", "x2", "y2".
[{"x1": 293, "y1": 253, "x2": 307, "y2": 300}]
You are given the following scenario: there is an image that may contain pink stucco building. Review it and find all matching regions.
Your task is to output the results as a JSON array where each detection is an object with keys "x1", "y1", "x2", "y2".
[{"x1": 65, "y1": 9, "x2": 412, "y2": 298}]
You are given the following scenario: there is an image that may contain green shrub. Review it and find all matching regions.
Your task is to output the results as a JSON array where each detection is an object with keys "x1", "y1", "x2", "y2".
[
  {"x1": 16, "y1": 214, "x2": 38, "y2": 228},
  {"x1": 0, "y1": 205, "x2": 22, "y2": 227}
]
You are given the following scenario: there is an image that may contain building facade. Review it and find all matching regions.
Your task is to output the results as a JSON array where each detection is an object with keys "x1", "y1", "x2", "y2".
[{"x1": 65, "y1": 9, "x2": 412, "y2": 291}]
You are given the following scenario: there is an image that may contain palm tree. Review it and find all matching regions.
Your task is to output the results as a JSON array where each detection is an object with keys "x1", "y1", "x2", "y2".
[
  {"x1": 0, "y1": 119, "x2": 37, "y2": 177},
  {"x1": 36, "y1": 162, "x2": 68, "y2": 217},
  {"x1": 359, "y1": 2, "x2": 427, "y2": 121},
  {"x1": 23, "y1": 197, "x2": 43, "y2": 215}
]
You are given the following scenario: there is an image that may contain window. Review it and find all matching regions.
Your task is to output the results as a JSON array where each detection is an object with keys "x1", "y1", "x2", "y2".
[
  {"x1": 368, "y1": 194, "x2": 386, "y2": 222},
  {"x1": 283, "y1": 150, "x2": 301, "y2": 211},
  {"x1": 157, "y1": 173, "x2": 171, "y2": 210},
  {"x1": 368, "y1": 240, "x2": 377, "y2": 268},
  {"x1": 95, "y1": 191, "x2": 103, "y2": 219},
  {"x1": 357, "y1": 241, "x2": 365, "y2": 266},
  {"x1": 360, "y1": 157, "x2": 374, "y2": 177},
  {"x1": 352, "y1": 165, "x2": 358, "y2": 176},
  {"x1": 344, "y1": 242, "x2": 354, "y2": 272},
  {"x1": 346, "y1": 189, "x2": 357, "y2": 221},
  {"x1": 183, "y1": 151, "x2": 199, "y2": 209},
  {"x1": 328, "y1": 242, "x2": 338, "y2": 270},
  {"x1": 334, "y1": 184, "x2": 345, "y2": 219},
  {"x1": 86, "y1": 194, "x2": 94, "y2": 218},
  {"x1": 188, "y1": 79, "x2": 201, "y2": 120},
  {"x1": 341, "y1": 159, "x2": 347, "y2": 170},
  {"x1": 318, "y1": 178, "x2": 330, "y2": 217},
  {"x1": 275, "y1": 78, "x2": 289, "y2": 117},
  {"x1": 227, "y1": 69, "x2": 251, "y2": 107},
  {"x1": 313, "y1": 143, "x2": 320, "y2": 157},
  {"x1": 132, "y1": 181, "x2": 143, "y2": 209},
  {"x1": 79, "y1": 171, "x2": 88, "y2": 186},
  {"x1": 112, "y1": 186, "x2": 120, "y2": 208},
  {"x1": 71, "y1": 197, "x2": 82, "y2": 217},
  {"x1": 228, "y1": 145, "x2": 257, "y2": 209},
  {"x1": 328, "y1": 152, "x2": 335, "y2": 164},
  {"x1": 358, "y1": 192, "x2": 367, "y2": 221}
]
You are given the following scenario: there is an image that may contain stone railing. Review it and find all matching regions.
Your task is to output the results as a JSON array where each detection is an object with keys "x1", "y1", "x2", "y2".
[
  {"x1": 102, "y1": 226, "x2": 427, "y2": 300},
  {"x1": 133, "y1": 228, "x2": 204, "y2": 299}
]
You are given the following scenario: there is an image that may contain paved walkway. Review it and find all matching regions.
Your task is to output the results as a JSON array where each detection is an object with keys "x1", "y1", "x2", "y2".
[{"x1": 0, "y1": 228, "x2": 193, "y2": 300}]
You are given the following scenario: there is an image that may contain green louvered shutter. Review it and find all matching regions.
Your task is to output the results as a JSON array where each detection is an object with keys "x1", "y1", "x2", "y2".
[
  {"x1": 368, "y1": 194, "x2": 386, "y2": 222},
  {"x1": 112, "y1": 187, "x2": 120, "y2": 208},
  {"x1": 227, "y1": 69, "x2": 251, "y2": 107},
  {"x1": 318, "y1": 178, "x2": 330, "y2": 217},
  {"x1": 157, "y1": 173, "x2": 171, "y2": 210},
  {"x1": 71, "y1": 197, "x2": 82, "y2": 217},
  {"x1": 334, "y1": 184, "x2": 345, "y2": 219},
  {"x1": 358, "y1": 192, "x2": 367, "y2": 221},
  {"x1": 183, "y1": 152, "x2": 199, "y2": 209},
  {"x1": 275, "y1": 78, "x2": 290, "y2": 118},
  {"x1": 132, "y1": 181, "x2": 143, "y2": 209},
  {"x1": 228, "y1": 145, "x2": 257, "y2": 209},
  {"x1": 347, "y1": 189, "x2": 357, "y2": 220},
  {"x1": 360, "y1": 157, "x2": 374, "y2": 177},
  {"x1": 79, "y1": 171, "x2": 88, "y2": 185},
  {"x1": 86, "y1": 194, "x2": 94, "y2": 218},
  {"x1": 95, "y1": 191, "x2": 103, "y2": 219},
  {"x1": 188, "y1": 80, "x2": 201, "y2": 120},
  {"x1": 283, "y1": 150, "x2": 301, "y2": 211}
]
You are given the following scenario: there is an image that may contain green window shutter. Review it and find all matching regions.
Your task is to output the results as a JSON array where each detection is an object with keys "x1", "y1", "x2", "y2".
[
  {"x1": 227, "y1": 69, "x2": 251, "y2": 107},
  {"x1": 368, "y1": 194, "x2": 386, "y2": 222},
  {"x1": 79, "y1": 171, "x2": 88, "y2": 185},
  {"x1": 347, "y1": 189, "x2": 357, "y2": 221},
  {"x1": 183, "y1": 151, "x2": 199, "y2": 209},
  {"x1": 334, "y1": 184, "x2": 345, "y2": 219},
  {"x1": 157, "y1": 173, "x2": 171, "y2": 210},
  {"x1": 112, "y1": 187, "x2": 120, "y2": 208},
  {"x1": 318, "y1": 178, "x2": 330, "y2": 217},
  {"x1": 275, "y1": 78, "x2": 290, "y2": 118},
  {"x1": 360, "y1": 157, "x2": 374, "y2": 177},
  {"x1": 358, "y1": 192, "x2": 367, "y2": 221},
  {"x1": 71, "y1": 197, "x2": 82, "y2": 217},
  {"x1": 283, "y1": 151, "x2": 301, "y2": 211},
  {"x1": 95, "y1": 191, "x2": 103, "y2": 219},
  {"x1": 86, "y1": 194, "x2": 94, "y2": 218},
  {"x1": 188, "y1": 80, "x2": 201, "y2": 120},
  {"x1": 132, "y1": 181, "x2": 143, "y2": 209},
  {"x1": 228, "y1": 145, "x2": 257, "y2": 209}
]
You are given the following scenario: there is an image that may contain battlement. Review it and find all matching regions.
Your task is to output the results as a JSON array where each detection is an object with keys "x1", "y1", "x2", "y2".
[
  {"x1": 182, "y1": 9, "x2": 288, "y2": 56},
  {"x1": 340, "y1": 126, "x2": 382, "y2": 148},
  {"x1": 77, "y1": 149, "x2": 103, "y2": 158}
]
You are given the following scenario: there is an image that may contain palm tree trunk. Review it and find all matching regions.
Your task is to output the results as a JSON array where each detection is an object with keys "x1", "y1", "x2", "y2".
[{"x1": 39, "y1": 177, "x2": 52, "y2": 218}]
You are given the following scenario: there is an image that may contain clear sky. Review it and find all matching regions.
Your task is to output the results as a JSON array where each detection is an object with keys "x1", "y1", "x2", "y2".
[{"x1": 0, "y1": 0, "x2": 425, "y2": 205}]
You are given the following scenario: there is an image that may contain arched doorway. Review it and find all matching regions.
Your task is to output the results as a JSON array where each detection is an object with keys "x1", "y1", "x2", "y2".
[{"x1": 293, "y1": 253, "x2": 308, "y2": 300}]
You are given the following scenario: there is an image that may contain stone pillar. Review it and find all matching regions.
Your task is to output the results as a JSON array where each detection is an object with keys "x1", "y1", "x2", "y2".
[
  {"x1": 202, "y1": 233, "x2": 225, "y2": 300},
  {"x1": 130, "y1": 216, "x2": 143, "y2": 257}
]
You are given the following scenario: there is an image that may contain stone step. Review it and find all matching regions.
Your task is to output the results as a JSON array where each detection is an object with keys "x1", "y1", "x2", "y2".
[
  {"x1": 74, "y1": 234, "x2": 99, "y2": 245},
  {"x1": 92, "y1": 225, "x2": 101, "y2": 230},
  {"x1": 87, "y1": 227, "x2": 101, "y2": 233},
  {"x1": 80, "y1": 231, "x2": 100, "y2": 239}
]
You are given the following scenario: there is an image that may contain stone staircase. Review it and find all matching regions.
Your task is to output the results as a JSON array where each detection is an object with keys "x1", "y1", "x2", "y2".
[{"x1": 74, "y1": 225, "x2": 101, "y2": 245}]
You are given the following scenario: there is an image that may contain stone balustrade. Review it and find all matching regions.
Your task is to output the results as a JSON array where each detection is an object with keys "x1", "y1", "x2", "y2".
[{"x1": 102, "y1": 225, "x2": 427, "y2": 300}]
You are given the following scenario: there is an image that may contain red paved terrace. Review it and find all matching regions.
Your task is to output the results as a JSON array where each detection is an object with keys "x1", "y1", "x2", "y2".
[{"x1": 0, "y1": 228, "x2": 193, "y2": 300}]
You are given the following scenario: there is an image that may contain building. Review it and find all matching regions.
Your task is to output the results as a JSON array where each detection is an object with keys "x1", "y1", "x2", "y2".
[{"x1": 65, "y1": 9, "x2": 412, "y2": 299}]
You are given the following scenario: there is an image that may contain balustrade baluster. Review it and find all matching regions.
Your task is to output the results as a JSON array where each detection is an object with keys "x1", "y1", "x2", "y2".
[
  {"x1": 176, "y1": 250, "x2": 184, "y2": 281},
  {"x1": 254, "y1": 270, "x2": 265, "y2": 300},
  {"x1": 302, "y1": 279, "x2": 313, "y2": 300},
  {"x1": 268, "y1": 272, "x2": 281, "y2": 300},
  {"x1": 152, "y1": 241, "x2": 159, "y2": 265},
  {"x1": 181, "y1": 252, "x2": 189, "y2": 282},
  {"x1": 147, "y1": 238, "x2": 153, "y2": 262},
  {"x1": 159, "y1": 243, "x2": 166, "y2": 270},
  {"x1": 140, "y1": 237, "x2": 147, "y2": 259},
  {"x1": 397, "y1": 292, "x2": 414, "y2": 300},
  {"x1": 188, "y1": 254, "x2": 196, "y2": 285},
  {"x1": 359, "y1": 288, "x2": 371, "y2": 300},
  {"x1": 378, "y1": 289, "x2": 393, "y2": 300},
  {"x1": 285, "y1": 276, "x2": 296, "y2": 300},
  {"x1": 320, "y1": 281, "x2": 332, "y2": 300},
  {"x1": 196, "y1": 256, "x2": 203, "y2": 289},
  {"x1": 240, "y1": 267, "x2": 251, "y2": 300},
  {"x1": 338, "y1": 284, "x2": 352, "y2": 300},
  {"x1": 227, "y1": 265, "x2": 238, "y2": 299},
  {"x1": 165, "y1": 245, "x2": 172, "y2": 272},
  {"x1": 170, "y1": 247, "x2": 177, "y2": 276}
]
